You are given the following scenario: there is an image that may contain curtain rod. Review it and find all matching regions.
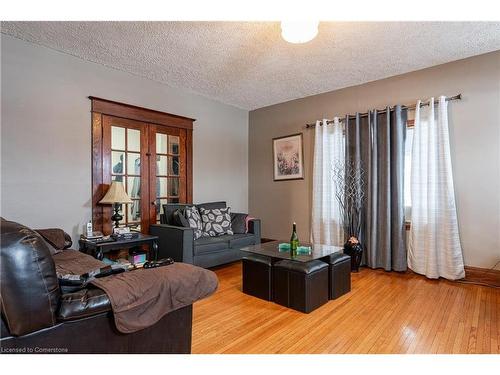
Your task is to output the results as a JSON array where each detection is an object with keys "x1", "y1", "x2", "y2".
[{"x1": 305, "y1": 94, "x2": 462, "y2": 128}]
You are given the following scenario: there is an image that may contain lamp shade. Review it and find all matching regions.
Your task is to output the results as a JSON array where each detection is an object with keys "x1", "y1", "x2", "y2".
[{"x1": 99, "y1": 181, "x2": 133, "y2": 204}]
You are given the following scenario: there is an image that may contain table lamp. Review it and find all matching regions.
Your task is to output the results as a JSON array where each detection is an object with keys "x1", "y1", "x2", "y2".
[{"x1": 99, "y1": 181, "x2": 133, "y2": 229}]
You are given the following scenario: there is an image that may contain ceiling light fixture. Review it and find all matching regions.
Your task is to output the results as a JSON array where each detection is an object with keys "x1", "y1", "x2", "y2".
[{"x1": 281, "y1": 21, "x2": 319, "y2": 44}]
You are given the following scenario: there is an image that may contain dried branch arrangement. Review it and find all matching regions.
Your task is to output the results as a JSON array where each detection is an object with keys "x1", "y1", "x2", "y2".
[{"x1": 332, "y1": 159, "x2": 365, "y2": 240}]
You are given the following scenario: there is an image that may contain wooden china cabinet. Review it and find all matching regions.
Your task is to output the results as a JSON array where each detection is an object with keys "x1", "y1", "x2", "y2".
[{"x1": 90, "y1": 97, "x2": 194, "y2": 235}]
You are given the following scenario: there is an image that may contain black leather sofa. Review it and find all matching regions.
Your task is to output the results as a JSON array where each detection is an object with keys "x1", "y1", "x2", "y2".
[
  {"x1": 150, "y1": 201, "x2": 261, "y2": 268},
  {"x1": 0, "y1": 218, "x2": 193, "y2": 354}
]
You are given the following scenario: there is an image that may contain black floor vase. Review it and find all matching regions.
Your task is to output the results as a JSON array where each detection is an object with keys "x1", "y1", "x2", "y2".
[{"x1": 343, "y1": 239, "x2": 363, "y2": 272}]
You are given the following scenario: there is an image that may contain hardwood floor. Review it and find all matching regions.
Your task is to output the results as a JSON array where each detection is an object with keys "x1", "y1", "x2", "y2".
[{"x1": 192, "y1": 261, "x2": 499, "y2": 354}]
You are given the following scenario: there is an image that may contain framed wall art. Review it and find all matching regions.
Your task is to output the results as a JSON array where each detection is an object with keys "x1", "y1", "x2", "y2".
[{"x1": 272, "y1": 133, "x2": 304, "y2": 181}]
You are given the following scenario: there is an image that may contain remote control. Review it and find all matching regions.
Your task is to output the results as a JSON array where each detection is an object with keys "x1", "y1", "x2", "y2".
[{"x1": 143, "y1": 258, "x2": 174, "y2": 269}]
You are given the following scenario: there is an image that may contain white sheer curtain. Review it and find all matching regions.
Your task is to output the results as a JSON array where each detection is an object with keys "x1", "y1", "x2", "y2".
[
  {"x1": 408, "y1": 96, "x2": 465, "y2": 280},
  {"x1": 311, "y1": 118, "x2": 345, "y2": 245}
]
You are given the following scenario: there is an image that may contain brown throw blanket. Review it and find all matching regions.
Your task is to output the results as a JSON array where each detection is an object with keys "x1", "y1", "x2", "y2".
[{"x1": 53, "y1": 250, "x2": 218, "y2": 333}]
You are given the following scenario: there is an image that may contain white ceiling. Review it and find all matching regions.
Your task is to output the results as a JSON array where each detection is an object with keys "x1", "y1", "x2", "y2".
[{"x1": 2, "y1": 22, "x2": 500, "y2": 110}]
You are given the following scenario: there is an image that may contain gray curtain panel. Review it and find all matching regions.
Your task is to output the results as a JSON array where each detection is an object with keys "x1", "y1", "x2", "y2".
[{"x1": 345, "y1": 106, "x2": 407, "y2": 271}]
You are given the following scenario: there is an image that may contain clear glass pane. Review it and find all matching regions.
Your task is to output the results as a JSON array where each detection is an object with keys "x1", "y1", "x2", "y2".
[
  {"x1": 116, "y1": 202, "x2": 126, "y2": 225},
  {"x1": 128, "y1": 223, "x2": 141, "y2": 231},
  {"x1": 127, "y1": 152, "x2": 140, "y2": 175},
  {"x1": 111, "y1": 174, "x2": 124, "y2": 183},
  {"x1": 156, "y1": 198, "x2": 169, "y2": 222},
  {"x1": 169, "y1": 178, "x2": 179, "y2": 197},
  {"x1": 156, "y1": 155, "x2": 168, "y2": 176},
  {"x1": 128, "y1": 200, "x2": 141, "y2": 222},
  {"x1": 127, "y1": 176, "x2": 140, "y2": 199},
  {"x1": 169, "y1": 156, "x2": 180, "y2": 176},
  {"x1": 127, "y1": 129, "x2": 140, "y2": 152},
  {"x1": 156, "y1": 133, "x2": 168, "y2": 154},
  {"x1": 119, "y1": 213, "x2": 126, "y2": 225},
  {"x1": 111, "y1": 126, "x2": 125, "y2": 150},
  {"x1": 112, "y1": 151, "x2": 125, "y2": 175},
  {"x1": 157, "y1": 177, "x2": 168, "y2": 197},
  {"x1": 169, "y1": 136, "x2": 180, "y2": 154}
]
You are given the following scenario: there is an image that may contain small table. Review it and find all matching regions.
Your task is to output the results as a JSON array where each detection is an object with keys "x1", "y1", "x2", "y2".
[
  {"x1": 240, "y1": 241, "x2": 344, "y2": 312},
  {"x1": 240, "y1": 240, "x2": 343, "y2": 263},
  {"x1": 79, "y1": 234, "x2": 159, "y2": 261}
]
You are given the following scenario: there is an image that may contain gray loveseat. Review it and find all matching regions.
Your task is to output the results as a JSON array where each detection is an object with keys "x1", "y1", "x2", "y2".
[{"x1": 150, "y1": 201, "x2": 261, "y2": 268}]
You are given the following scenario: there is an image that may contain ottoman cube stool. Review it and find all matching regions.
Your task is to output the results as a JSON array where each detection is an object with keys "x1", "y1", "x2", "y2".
[
  {"x1": 273, "y1": 259, "x2": 329, "y2": 313},
  {"x1": 323, "y1": 253, "x2": 351, "y2": 300},
  {"x1": 242, "y1": 253, "x2": 273, "y2": 301}
]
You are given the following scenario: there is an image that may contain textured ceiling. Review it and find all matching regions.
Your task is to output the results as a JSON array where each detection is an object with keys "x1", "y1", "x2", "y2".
[{"x1": 2, "y1": 21, "x2": 500, "y2": 110}]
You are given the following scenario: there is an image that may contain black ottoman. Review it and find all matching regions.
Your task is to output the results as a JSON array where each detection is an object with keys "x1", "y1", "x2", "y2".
[
  {"x1": 323, "y1": 253, "x2": 351, "y2": 300},
  {"x1": 242, "y1": 253, "x2": 273, "y2": 301},
  {"x1": 273, "y1": 260, "x2": 329, "y2": 313}
]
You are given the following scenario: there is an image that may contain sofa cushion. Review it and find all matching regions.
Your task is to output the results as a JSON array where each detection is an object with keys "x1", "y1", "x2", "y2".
[
  {"x1": 229, "y1": 233, "x2": 256, "y2": 249},
  {"x1": 163, "y1": 202, "x2": 226, "y2": 225},
  {"x1": 162, "y1": 203, "x2": 190, "y2": 225},
  {"x1": 231, "y1": 213, "x2": 248, "y2": 234},
  {"x1": 35, "y1": 228, "x2": 72, "y2": 252},
  {"x1": 184, "y1": 206, "x2": 204, "y2": 239},
  {"x1": 57, "y1": 287, "x2": 112, "y2": 321},
  {"x1": 195, "y1": 201, "x2": 226, "y2": 211},
  {"x1": 199, "y1": 207, "x2": 233, "y2": 237},
  {"x1": 194, "y1": 235, "x2": 232, "y2": 255},
  {"x1": 172, "y1": 208, "x2": 190, "y2": 228}
]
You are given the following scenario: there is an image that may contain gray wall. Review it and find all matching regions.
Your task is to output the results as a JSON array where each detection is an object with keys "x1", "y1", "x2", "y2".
[
  {"x1": 1, "y1": 35, "x2": 249, "y2": 244},
  {"x1": 249, "y1": 51, "x2": 500, "y2": 269}
]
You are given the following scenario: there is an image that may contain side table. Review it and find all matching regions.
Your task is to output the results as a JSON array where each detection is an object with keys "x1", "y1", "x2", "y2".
[{"x1": 79, "y1": 234, "x2": 159, "y2": 261}]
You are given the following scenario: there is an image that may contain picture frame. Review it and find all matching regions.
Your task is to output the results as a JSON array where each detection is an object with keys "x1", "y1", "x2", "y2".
[{"x1": 272, "y1": 133, "x2": 304, "y2": 181}]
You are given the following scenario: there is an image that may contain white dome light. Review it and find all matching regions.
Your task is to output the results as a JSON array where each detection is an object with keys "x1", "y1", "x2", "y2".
[{"x1": 281, "y1": 21, "x2": 319, "y2": 44}]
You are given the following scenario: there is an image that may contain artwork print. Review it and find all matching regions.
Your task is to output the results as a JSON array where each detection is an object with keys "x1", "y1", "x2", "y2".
[{"x1": 273, "y1": 133, "x2": 304, "y2": 181}]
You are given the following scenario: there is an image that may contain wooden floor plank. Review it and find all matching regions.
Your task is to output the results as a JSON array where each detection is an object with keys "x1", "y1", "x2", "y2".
[
  {"x1": 459, "y1": 286, "x2": 476, "y2": 353},
  {"x1": 192, "y1": 262, "x2": 499, "y2": 354},
  {"x1": 411, "y1": 280, "x2": 452, "y2": 353}
]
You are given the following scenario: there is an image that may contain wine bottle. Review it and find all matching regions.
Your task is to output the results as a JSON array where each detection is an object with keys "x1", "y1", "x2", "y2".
[{"x1": 290, "y1": 222, "x2": 299, "y2": 256}]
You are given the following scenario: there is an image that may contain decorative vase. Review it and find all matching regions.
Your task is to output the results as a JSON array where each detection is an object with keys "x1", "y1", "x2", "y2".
[{"x1": 343, "y1": 236, "x2": 363, "y2": 272}]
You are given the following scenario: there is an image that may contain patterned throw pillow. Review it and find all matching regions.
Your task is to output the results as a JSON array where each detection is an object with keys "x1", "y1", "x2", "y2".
[
  {"x1": 184, "y1": 206, "x2": 204, "y2": 239},
  {"x1": 199, "y1": 207, "x2": 234, "y2": 237}
]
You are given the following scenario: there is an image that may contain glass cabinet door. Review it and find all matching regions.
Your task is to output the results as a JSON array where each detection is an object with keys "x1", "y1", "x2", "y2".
[
  {"x1": 149, "y1": 125, "x2": 187, "y2": 224},
  {"x1": 103, "y1": 116, "x2": 148, "y2": 233},
  {"x1": 101, "y1": 115, "x2": 188, "y2": 234},
  {"x1": 92, "y1": 98, "x2": 193, "y2": 237}
]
